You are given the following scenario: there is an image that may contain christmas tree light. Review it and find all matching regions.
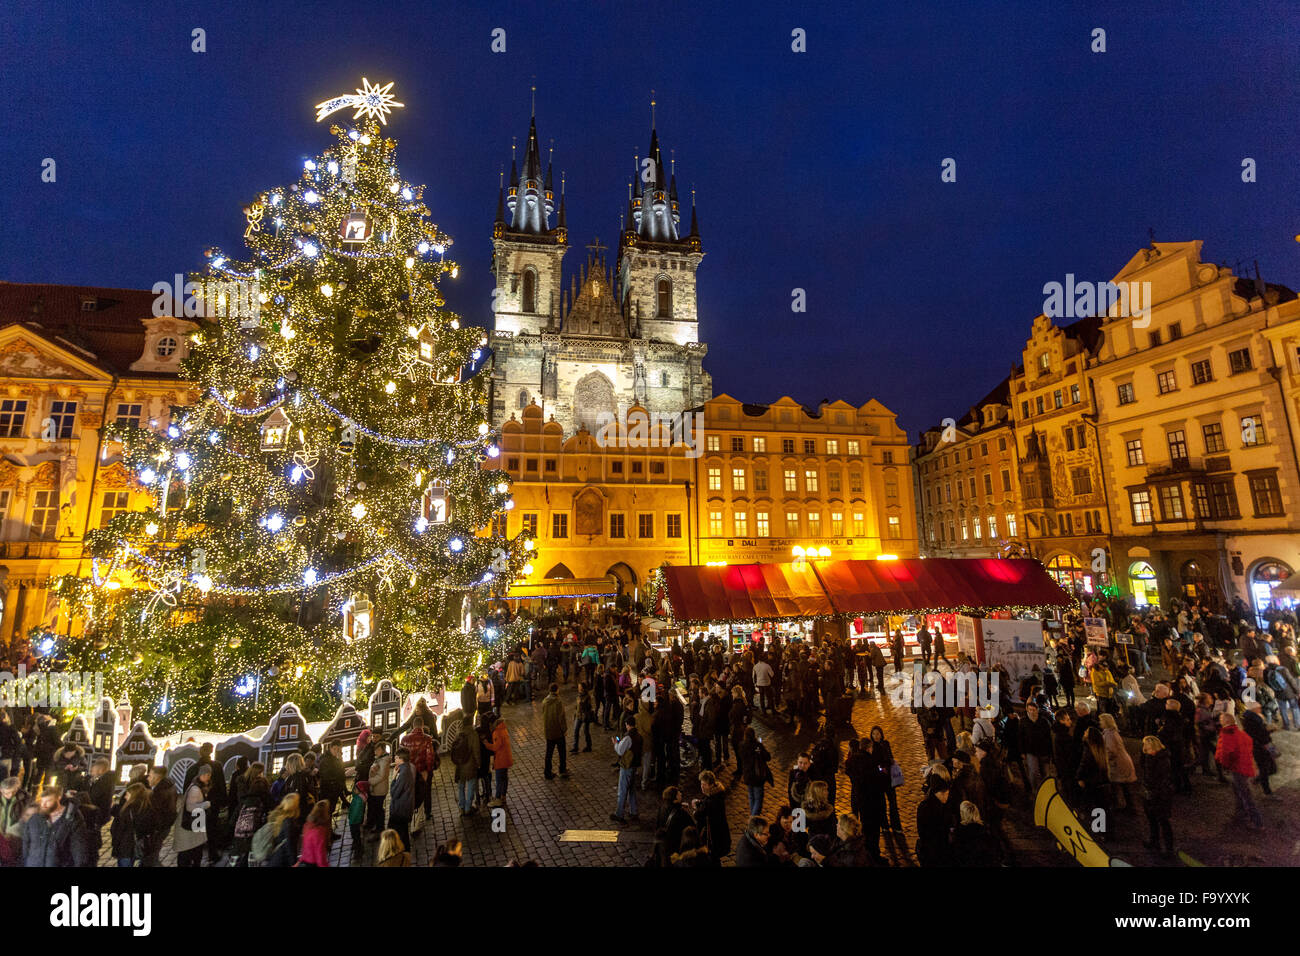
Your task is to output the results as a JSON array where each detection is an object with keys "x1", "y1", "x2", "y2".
[{"x1": 49, "y1": 85, "x2": 531, "y2": 733}]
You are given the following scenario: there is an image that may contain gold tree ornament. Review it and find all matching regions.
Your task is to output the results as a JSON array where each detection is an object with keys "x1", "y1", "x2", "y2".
[
  {"x1": 243, "y1": 201, "x2": 265, "y2": 240},
  {"x1": 316, "y1": 78, "x2": 405, "y2": 125}
]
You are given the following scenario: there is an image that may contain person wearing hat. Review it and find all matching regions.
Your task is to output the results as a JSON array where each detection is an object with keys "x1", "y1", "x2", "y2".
[{"x1": 806, "y1": 833, "x2": 834, "y2": 866}]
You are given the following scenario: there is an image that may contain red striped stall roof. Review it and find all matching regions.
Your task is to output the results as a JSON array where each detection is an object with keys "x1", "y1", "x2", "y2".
[
  {"x1": 656, "y1": 558, "x2": 1070, "y2": 623},
  {"x1": 656, "y1": 562, "x2": 833, "y2": 622}
]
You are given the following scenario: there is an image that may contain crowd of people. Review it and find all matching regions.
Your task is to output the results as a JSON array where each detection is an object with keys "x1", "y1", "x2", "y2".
[{"x1": 1, "y1": 597, "x2": 1294, "y2": 868}]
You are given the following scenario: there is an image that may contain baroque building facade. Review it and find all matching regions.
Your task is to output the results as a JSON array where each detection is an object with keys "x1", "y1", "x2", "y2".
[
  {"x1": 915, "y1": 240, "x2": 1300, "y2": 621},
  {"x1": 0, "y1": 283, "x2": 194, "y2": 645},
  {"x1": 914, "y1": 379, "x2": 1027, "y2": 561}
]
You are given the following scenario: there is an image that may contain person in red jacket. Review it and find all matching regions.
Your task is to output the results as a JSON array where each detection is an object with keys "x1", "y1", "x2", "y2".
[
  {"x1": 297, "y1": 799, "x2": 332, "y2": 867},
  {"x1": 400, "y1": 724, "x2": 437, "y2": 822},
  {"x1": 484, "y1": 718, "x2": 514, "y2": 807},
  {"x1": 1215, "y1": 714, "x2": 1262, "y2": 829}
]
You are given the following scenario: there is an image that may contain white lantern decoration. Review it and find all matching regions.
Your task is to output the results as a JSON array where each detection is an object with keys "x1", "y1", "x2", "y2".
[
  {"x1": 423, "y1": 482, "x2": 448, "y2": 524},
  {"x1": 260, "y1": 408, "x2": 291, "y2": 451},
  {"x1": 342, "y1": 592, "x2": 372, "y2": 642},
  {"x1": 340, "y1": 210, "x2": 373, "y2": 244}
]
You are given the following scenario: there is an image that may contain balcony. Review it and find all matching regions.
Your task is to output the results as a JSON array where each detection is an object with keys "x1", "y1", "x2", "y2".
[{"x1": 1146, "y1": 457, "x2": 1206, "y2": 481}]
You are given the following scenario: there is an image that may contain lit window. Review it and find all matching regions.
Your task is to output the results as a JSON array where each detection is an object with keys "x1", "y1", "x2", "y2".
[
  {"x1": 29, "y1": 489, "x2": 58, "y2": 541},
  {"x1": 709, "y1": 511, "x2": 724, "y2": 537},
  {"x1": 1130, "y1": 489, "x2": 1153, "y2": 524},
  {"x1": 706, "y1": 434, "x2": 720, "y2": 452},
  {"x1": 987, "y1": 515, "x2": 997, "y2": 538},
  {"x1": 707, "y1": 468, "x2": 722, "y2": 491},
  {"x1": 99, "y1": 491, "x2": 130, "y2": 527},
  {"x1": 804, "y1": 469, "x2": 819, "y2": 493},
  {"x1": 755, "y1": 512, "x2": 770, "y2": 537},
  {"x1": 960, "y1": 518, "x2": 969, "y2": 540},
  {"x1": 733, "y1": 512, "x2": 748, "y2": 537},
  {"x1": 783, "y1": 469, "x2": 797, "y2": 492},
  {"x1": 752, "y1": 437, "x2": 767, "y2": 453},
  {"x1": 807, "y1": 512, "x2": 821, "y2": 536},
  {"x1": 888, "y1": 516, "x2": 901, "y2": 539},
  {"x1": 847, "y1": 440, "x2": 860, "y2": 455},
  {"x1": 785, "y1": 511, "x2": 800, "y2": 536},
  {"x1": 852, "y1": 513, "x2": 865, "y2": 537},
  {"x1": 1157, "y1": 370, "x2": 1177, "y2": 394},
  {"x1": 826, "y1": 440, "x2": 839, "y2": 455},
  {"x1": 1158, "y1": 484, "x2": 1185, "y2": 520},
  {"x1": 1070, "y1": 385, "x2": 1080, "y2": 404},
  {"x1": 1125, "y1": 438, "x2": 1144, "y2": 466},
  {"x1": 973, "y1": 517, "x2": 982, "y2": 539},
  {"x1": 1005, "y1": 513, "x2": 1017, "y2": 537},
  {"x1": 830, "y1": 512, "x2": 843, "y2": 536},
  {"x1": 732, "y1": 467, "x2": 746, "y2": 492}
]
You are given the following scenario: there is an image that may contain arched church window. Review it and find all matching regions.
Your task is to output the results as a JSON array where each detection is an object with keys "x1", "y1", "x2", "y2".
[
  {"x1": 522, "y1": 268, "x2": 537, "y2": 313},
  {"x1": 517, "y1": 389, "x2": 529, "y2": 410},
  {"x1": 656, "y1": 277, "x2": 672, "y2": 317}
]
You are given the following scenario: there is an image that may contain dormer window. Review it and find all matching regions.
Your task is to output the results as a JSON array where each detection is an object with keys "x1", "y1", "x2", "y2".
[
  {"x1": 80, "y1": 298, "x2": 97, "y2": 312},
  {"x1": 155, "y1": 336, "x2": 179, "y2": 358}
]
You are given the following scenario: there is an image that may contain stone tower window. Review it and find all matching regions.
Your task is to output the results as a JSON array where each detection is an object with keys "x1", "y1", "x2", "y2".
[
  {"x1": 656, "y1": 277, "x2": 672, "y2": 317},
  {"x1": 522, "y1": 268, "x2": 537, "y2": 313},
  {"x1": 517, "y1": 389, "x2": 529, "y2": 410}
]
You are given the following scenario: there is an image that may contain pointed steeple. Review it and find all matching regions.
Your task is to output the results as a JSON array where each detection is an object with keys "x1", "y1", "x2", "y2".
[
  {"x1": 503, "y1": 91, "x2": 555, "y2": 236},
  {"x1": 689, "y1": 188, "x2": 699, "y2": 238},
  {"x1": 633, "y1": 98, "x2": 682, "y2": 243}
]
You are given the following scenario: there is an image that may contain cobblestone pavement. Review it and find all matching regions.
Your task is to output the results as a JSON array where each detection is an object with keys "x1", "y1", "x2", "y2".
[{"x1": 93, "y1": 661, "x2": 1298, "y2": 867}]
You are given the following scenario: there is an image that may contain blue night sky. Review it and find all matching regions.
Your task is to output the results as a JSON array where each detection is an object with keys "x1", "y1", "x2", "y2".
[{"x1": 3, "y1": 1, "x2": 1299, "y2": 436}]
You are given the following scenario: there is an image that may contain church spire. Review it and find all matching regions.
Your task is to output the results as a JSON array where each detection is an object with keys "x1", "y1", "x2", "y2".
[
  {"x1": 632, "y1": 94, "x2": 682, "y2": 243},
  {"x1": 503, "y1": 89, "x2": 554, "y2": 235}
]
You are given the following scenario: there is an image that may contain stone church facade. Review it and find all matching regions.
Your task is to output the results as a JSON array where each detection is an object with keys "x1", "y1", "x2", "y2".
[{"x1": 487, "y1": 109, "x2": 711, "y2": 438}]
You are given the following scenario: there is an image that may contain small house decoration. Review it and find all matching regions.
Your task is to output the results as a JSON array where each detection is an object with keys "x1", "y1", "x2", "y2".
[
  {"x1": 115, "y1": 697, "x2": 133, "y2": 753},
  {"x1": 339, "y1": 209, "x2": 373, "y2": 244},
  {"x1": 320, "y1": 701, "x2": 368, "y2": 765},
  {"x1": 260, "y1": 407, "x2": 291, "y2": 451},
  {"x1": 258, "y1": 702, "x2": 309, "y2": 774},
  {"x1": 63, "y1": 714, "x2": 92, "y2": 749},
  {"x1": 342, "y1": 592, "x2": 373, "y2": 642},
  {"x1": 214, "y1": 733, "x2": 259, "y2": 779},
  {"x1": 368, "y1": 679, "x2": 401, "y2": 736},
  {"x1": 91, "y1": 697, "x2": 119, "y2": 767},
  {"x1": 423, "y1": 482, "x2": 448, "y2": 524},
  {"x1": 417, "y1": 326, "x2": 436, "y2": 364},
  {"x1": 115, "y1": 721, "x2": 158, "y2": 784},
  {"x1": 339, "y1": 421, "x2": 357, "y2": 455}
]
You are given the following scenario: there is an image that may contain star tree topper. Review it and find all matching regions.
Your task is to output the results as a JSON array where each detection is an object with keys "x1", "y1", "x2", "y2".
[{"x1": 316, "y1": 78, "x2": 405, "y2": 125}]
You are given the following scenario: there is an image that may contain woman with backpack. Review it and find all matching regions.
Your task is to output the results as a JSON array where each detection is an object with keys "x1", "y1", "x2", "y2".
[
  {"x1": 738, "y1": 727, "x2": 772, "y2": 817},
  {"x1": 260, "y1": 793, "x2": 302, "y2": 867},
  {"x1": 231, "y1": 763, "x2": 272, "y2": 867}
]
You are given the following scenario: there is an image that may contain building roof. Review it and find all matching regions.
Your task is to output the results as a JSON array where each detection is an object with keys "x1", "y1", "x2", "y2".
[{"x1": 0, "y1": 282, "x2": 164, "y2": 377}]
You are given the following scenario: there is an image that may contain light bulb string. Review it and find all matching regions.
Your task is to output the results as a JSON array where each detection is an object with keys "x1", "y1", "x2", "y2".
[
  {"x1": 109, "y1": 541, "x2": 492, "y2": 598},
  {"x1": 206, "y1": 386, "x2": 491, "y2": 450}
]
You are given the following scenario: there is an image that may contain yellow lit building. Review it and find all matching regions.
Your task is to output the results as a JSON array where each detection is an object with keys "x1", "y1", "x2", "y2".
[
  {"x1": 0, "y1": 283, "x2": 194, "y2": 645},
  {"x1": 914, "y1": 379, "x2": 1026, "y2": 560},
  {"x1": 693, "y1": 394, "x2": 917, "y2": 565},
  {"x1": 1090, "y1": 241, "x2": 1300, "y2": 617}
]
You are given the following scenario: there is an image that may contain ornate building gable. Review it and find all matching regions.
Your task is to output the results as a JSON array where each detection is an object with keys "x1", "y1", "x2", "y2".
[
  {"x1": 0, "y1": 326, "x2": 113, "y2": 382},
  {"x1": 130, "y1": 316, "x2": 198, "y2": 374}
]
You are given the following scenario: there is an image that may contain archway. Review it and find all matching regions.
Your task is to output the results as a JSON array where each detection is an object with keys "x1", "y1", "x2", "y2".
[
  {"x1": 1128, "y1": 561, "x2": 1159, "y2": 609},
  {"x1": 605, "y1": 562, "x2": 637, "y2": 596},
  {"x1": 1248, "y1": 559, "x2": 1293, "y2": 624},
  {"x1": 544, "y1": 563, "x2": 575, "y2": 579},
  {"x1": 1046, "y1": 553, "x2": 1093, "y2": 596},
  {"x1": 1180, "y1": 559, "x2": 1220, "y2": 609}
]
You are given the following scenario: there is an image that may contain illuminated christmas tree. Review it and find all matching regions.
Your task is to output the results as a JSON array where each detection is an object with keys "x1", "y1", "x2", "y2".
[{"x1": 53, "y1": 81, "x2": 533, "y2": 732}]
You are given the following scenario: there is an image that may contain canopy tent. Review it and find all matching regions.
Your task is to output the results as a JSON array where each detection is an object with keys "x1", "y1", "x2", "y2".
[
  {"x1": 655, "y1": 562, "x2": 834, "y2": 623},
  {"x1": 813, "y1": 558, "x2": 1071, "y2": 615},
  {"x1": 654, "y1": 558, "x2": 1070, "y2": 624},
  {"x1": 506, "y1": 577, "x2": 619, "y2": 600}
]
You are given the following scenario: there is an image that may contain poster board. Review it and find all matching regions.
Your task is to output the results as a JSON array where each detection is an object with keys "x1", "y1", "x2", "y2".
[
  {"x1": 1083, "y1": 617, "x2": 1110, "y2": 648},
  {"x1": 979, "y1": 617, "x2": 1047, "y2": 686},
  {"x1": 956, "y1": 615, "x2": 979, "y2": 660}
]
